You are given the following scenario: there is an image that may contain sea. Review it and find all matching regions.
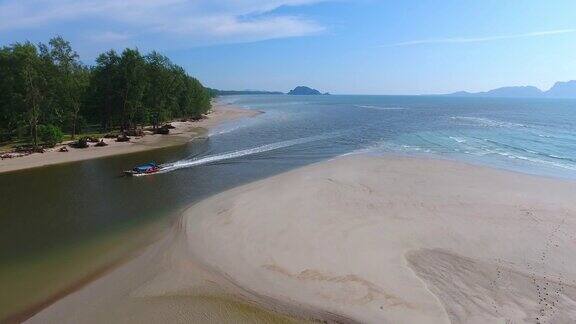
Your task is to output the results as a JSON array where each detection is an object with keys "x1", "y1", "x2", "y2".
[{"x1": 214, "y1": 95, "x2": 576, "y2": 179}]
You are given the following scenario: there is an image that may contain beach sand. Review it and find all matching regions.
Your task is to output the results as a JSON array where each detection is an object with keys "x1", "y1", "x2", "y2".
[
  {"x1": 0, "y1": 103, "x2": 259, "y2": 174},
  {"x1": 28, "y1": 155, "x2": 576, "y2": 323}
]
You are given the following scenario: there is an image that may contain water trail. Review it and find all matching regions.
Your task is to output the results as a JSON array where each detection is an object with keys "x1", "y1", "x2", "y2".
[{"x1": 159, "y1": 134, "x2": 335, "y2": 174}]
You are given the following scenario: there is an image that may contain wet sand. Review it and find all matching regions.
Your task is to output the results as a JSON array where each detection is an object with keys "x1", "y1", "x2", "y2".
[
  {"x1": 0, "y1": 103, "x2": 259, "y2": 174},
  {"x1": 184, "y1": 155, "x2": 576, "y2": 323},
  {"x1": 28, "y1": 155, "x2": 576, "y2": 323}
]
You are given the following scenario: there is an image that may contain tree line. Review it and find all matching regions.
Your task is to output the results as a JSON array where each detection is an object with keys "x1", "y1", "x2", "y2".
[{"x1": 0, "y1": 36, "x2": 212, "y2": 147}]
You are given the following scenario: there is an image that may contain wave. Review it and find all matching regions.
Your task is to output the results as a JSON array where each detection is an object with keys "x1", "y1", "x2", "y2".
[
  {"x1": 487, "y1": 151, "x2": 576, "y2": 171},
  {"x1": 364, "y1": 130, "x2": 576, "y2": 173},
  {"x1": 447, "y1": 135, "x2": 576, "y2": 167},
  {"x1": 159, "y1": 134, "x2": 335, "y2": 174},
  {"x1": 209, "y1": 123, "x2": 247, "y2": 136},
  {"x1": 450, "y1": 116, "x2": 526, "y2": 128},
  {"x1": 449, "y1": 136, "x2": 467, "y2": 143}
]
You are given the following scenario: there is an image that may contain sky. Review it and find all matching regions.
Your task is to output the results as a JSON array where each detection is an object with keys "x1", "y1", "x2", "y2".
[{"x1": 2, "y1": 0, "x2": 576, "y2": 95}]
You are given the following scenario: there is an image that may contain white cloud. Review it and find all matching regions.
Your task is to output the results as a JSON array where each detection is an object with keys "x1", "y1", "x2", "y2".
[
  {"x1": 0, "y1": 0, "x2": 326, "y2": 45},
  {"x1": 387, "y1": 29, "x2": 576, "y2": 47},
  {"x1": 88, "y1": 31, "x2": 131, "y2": 43}
]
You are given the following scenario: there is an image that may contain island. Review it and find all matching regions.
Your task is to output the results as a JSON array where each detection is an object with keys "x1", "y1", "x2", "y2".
[
  {"x1": 444, "y1": 80, "x2": 576, "y2": 98},
  {"x1": 288, "y1": 86, "x2": 329, "y2": 95}
]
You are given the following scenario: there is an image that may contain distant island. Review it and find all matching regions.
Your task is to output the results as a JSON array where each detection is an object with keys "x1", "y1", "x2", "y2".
[
  {"x1": 288, "y1": 86, "x2": 329, "y2": 95},
  {"x1": 444, "y1": 80, "x2": 576, "y2": 98},
  {"x1": 209, "y1": 86, "x2": 330, "y2": 96}
]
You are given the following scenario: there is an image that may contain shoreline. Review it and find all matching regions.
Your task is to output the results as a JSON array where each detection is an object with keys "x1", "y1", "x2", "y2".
[
  {"x1": 28, "y1": 154, "x2": 576, "y2": 323},
  {"x1": 0, "y1": 102, "x2": 260, "y2": 174},
  {"x1": 25, "y1": 208, "x2": 311, "y2": 324},
  {"x1": 3, "y1": 216, "x2": 172, "y2": 324}
]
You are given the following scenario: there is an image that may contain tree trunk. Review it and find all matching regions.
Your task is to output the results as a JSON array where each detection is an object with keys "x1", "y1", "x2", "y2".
[
  {"x1": 71, "y1": 110, "x2": 78, "y2": 140},
  {"x1": 71, "y1": 101, "x2": 80, "y2": 139},
  {"x1": 24, "y1": 68, "x2": 41, "y2": 148},
  {"x1": 32, "y1": 121, "x2": 38, "y2": 148},
  {"x1": 30, "y1": 101, "x2": 39, "y2": 149}
]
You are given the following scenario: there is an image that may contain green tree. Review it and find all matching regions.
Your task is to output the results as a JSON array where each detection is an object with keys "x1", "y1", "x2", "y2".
[
  {"x1": 90, "y1": 50, "x2": 121, "y2": 131},
  {"x1": 8, "y1": 43, "x2": 48, "y2": 147},
  {"x1": 118, "y1": 49, "x2": 147, "y2": 131},
  {"x1": 38, "y1": 124, "x2": 63, "y2": 147},
  {"x1": 0, "y1": 46, "x2": 19, "y2": 139},
  {"x1": 46, "y1": 36, "x2": 88, "y2": 138},
  {"x1": 144, "y1": 51, "x2": 173, "y2": 128},
  {"x1": 0, "y1": 37, "x2": 211, "y2": 144}
]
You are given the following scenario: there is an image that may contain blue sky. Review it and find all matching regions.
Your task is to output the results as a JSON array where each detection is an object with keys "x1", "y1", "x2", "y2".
[{"x1": 2, "y1": 0, "x2": 576, "y2": 94}]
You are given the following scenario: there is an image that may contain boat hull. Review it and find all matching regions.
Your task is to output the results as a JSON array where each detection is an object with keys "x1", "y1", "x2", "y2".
[{"x1": 123, "y1": 169, "x2": 161, "y2": 177}]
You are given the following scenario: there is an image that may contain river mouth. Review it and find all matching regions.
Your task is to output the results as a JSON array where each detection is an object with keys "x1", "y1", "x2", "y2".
[
  {"x1": 0, "y1": 131, "x2": 335, "y2": 320},
  {"x1": 3, "y1": 95, "x2": 576, "y2": 321},
  {"x1": 1, "y1": 217, "x2": 168, "y2": 323},
  {"x1": 0, "y1": 143, "x2": 192, "y2": 320}
]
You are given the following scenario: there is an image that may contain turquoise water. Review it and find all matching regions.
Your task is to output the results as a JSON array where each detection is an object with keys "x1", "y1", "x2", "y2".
[{"x1": 217, "y1": 95, "x2": 576, "y2": 179}]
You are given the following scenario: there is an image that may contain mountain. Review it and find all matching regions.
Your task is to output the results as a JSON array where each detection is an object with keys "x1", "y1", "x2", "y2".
[
  {"x1": 484, "y1": 86, "x2": 543, "y2": 98},
  {"x1": 208, "y1": 86, "x2": 331, "y2": 96},
  {"x1": 445, "y1": 80, "x2": 576, "y2": 98},
  {"x1": 288, "y1": 86, "x2": 326, "y2": 95},
  {"x1": 447, "y1": 86, "x2": 543, "y2": 98},
  {"x1": 449, "y1": 91, "x2": 473, "y2": 96},
  {"x1": 545, "y1": 80, "x2": 576, "y2": 98}
]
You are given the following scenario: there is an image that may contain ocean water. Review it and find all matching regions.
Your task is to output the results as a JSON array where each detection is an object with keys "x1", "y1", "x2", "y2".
[{"x1": 213, "y1": 95, "x2": 576, "y2": 179}]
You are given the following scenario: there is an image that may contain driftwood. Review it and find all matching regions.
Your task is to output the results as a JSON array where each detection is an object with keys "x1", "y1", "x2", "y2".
[
  {"x1": 70, "y1": 137, "x2": 89, "y2": 148},
  {"x1": 190, "y1": 115, "x2": 207, "y2": 121},
  {"x1": 1, "y1": 152, "x2": 29, "y2": 159},
  {"x1": 124, "y1": 129, "x2": 144, "y2": 137},
  {"x1": 154, "y1": 126, "x2": 170, "y2": 135},
  {"x1": 15, "y1": 145, "x2": 43, "y2": 153},
  {"x1": 116, "y1": 134, "x2": 130, "y2": 142},
  {"x1": 95, "y1": 139, "x2": 108, "y2": 147}
]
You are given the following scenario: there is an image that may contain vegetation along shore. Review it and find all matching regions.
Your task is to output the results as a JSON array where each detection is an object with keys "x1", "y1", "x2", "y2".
[{"x1": 0, "y1": 37, "x2": 213, "y2": 171}]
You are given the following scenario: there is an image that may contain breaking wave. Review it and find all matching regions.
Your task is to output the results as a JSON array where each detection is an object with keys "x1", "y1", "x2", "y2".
[
  {"x1": 450, "y1": 116, "x2": 526, "y2": 128},
  {"x1": 363, "y1": 130, "x2": 576, "y2": 173}
]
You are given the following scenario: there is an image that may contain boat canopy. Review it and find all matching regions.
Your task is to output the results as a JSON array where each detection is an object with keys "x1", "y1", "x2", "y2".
[{"x1": 133, "y1": 162, "x2": 158, "y2": 172}]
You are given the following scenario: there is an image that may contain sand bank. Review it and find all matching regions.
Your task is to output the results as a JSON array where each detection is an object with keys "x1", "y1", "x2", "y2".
[
  {"x1": 29, "y1": 155, "x2": 576, "y2": 323},
  {"x1": 0, "y1": 103, "x2": 259, "y2": 174}
]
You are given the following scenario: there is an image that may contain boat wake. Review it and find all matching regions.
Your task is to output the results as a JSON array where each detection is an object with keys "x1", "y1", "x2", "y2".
[{"x1": 158, "y1": 134, "x2": 335, "y2": 174}]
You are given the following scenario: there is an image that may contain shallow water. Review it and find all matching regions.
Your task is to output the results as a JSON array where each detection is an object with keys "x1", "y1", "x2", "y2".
[
  {"x1": 1, "y1": 94, "x2": 575, "y2": 319},
  {"x1": 223, "y1": 95, "x2": 576, "y2": 179}
]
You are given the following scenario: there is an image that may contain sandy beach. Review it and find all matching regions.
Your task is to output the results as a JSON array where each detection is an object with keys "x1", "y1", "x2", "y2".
[
  {"x1": 0, "y1": 103, "x2": 259, "y2": 174},
  {"x1": 27, "y1": 154, "x2": 576, "y2": 323}
]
